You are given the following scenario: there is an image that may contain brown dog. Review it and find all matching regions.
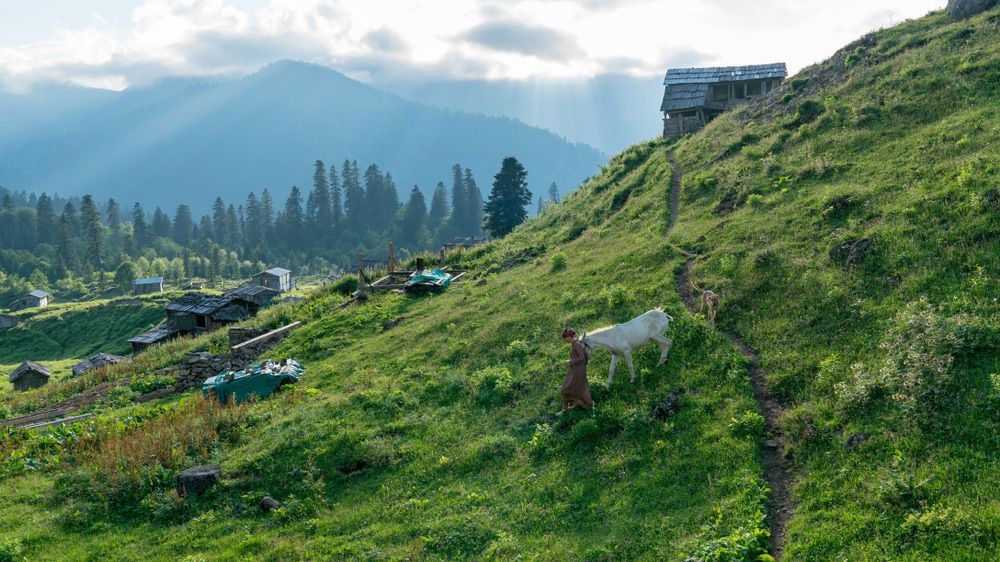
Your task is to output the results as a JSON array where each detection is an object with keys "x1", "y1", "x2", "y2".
[{"x1": 690, "y1": 277, "x2": 721, "y2": 324}]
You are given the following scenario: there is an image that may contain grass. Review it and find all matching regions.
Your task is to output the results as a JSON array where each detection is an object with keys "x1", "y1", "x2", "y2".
[
  {"x1": 670, "y1": 7, "x2": 1000, "y2": 559},
  {"x1": 2, "y1": 6, "x2": 1000, "y2": 560}
]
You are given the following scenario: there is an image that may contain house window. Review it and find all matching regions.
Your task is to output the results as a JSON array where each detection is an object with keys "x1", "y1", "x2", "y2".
[
  {"x1": 712, "y1": 85, "x2": 729, "y2": 101},
  {"x1": 733, "y1": 82, "x2": 746, "y2": 99},
  {"x1": 196, "y1": 315, "x2": 207, "y2": 328},
  {"x1": 747, "y1": 81, "x2": 762, "y2": 96}
]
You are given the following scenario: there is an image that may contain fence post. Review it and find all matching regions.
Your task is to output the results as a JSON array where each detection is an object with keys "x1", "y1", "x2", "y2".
[{"x1": 388, "y1": 241, "x2": 396, "y2": 272}]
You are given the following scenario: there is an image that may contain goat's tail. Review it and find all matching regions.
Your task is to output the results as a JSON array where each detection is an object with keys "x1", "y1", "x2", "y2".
[{"x1": 689, "y1": 276, "x2": 705, "y2": 294}]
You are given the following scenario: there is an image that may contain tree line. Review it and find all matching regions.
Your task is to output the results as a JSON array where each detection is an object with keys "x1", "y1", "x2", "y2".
[{"x1": 0, "y1": 156, "x2": 537, "y2": 304}]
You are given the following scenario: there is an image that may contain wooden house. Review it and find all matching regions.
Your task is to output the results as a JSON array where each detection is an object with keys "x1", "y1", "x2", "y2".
[
  {"x1": 661, "y1": 63, "x2": 787, "y2": 136},
  {"x1": 9, "y1": 290, "x2": 50, "y2": 312},
  {"x1": 9, "y1": 361, "x2": 50, "y2": 392},
  {"x1": 0, "y1": 314, "x2": 16, "y2": 331},
  {"x1": 134, "y1": 276, "x2": 164, "y2": 294},
  {"x1": 129, "y1": 324, "x2": 182, "y2": 355},
  {"x1": 251, "y1": 267, "x2": 294, "y2": 292}
]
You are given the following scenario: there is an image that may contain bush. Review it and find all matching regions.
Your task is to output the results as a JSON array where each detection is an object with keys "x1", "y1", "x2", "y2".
[
  {"x1": 128, "y1": 374, "x2": 177, "y2": 395},
  {"x1": 330, "y1": 275, "x2": 359, "y2": 296},
  {"x1": 550, "y1": 253, "x2": 567, "y2": 272},
  {"x1": 836, "y1": 298, "x2": 963, "y2": 427},
  {"x1": 728, "y1": 411, "x2": 765, "y2": 439},
  {"x1": 99, "y1": 386, "x2": 141, "y2": 409},
  {"x1": 474, "y1": 366, "x2": 516, "y2": 407},
  {"x1": 0, "y1": 538, "x2": 24, "y2": 562}
]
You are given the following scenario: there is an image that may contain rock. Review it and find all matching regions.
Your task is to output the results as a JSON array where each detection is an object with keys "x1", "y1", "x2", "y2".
[
  {"x1": 651, "y1": 387, "x2": 687, "y2": 420},
  {"x1": 382, "y1": 316, "x2": 405, "y2": 332},
  {"x1": 764, "y1": 439, "x2": 779, "y2": 449},
  {"x1": 713, "y1": 192, "x2": 738, "y2": 215},
  {"x1": 176, "y1": 465, "x2": 221, "y2": 496},
  {"x1": 844, "y1": 433, "x2": 870, "y2": 451},
  {"x1": 947, "y1": 0, "x2": 996, "y2": 19},
  {"x1": 830, "y1": 238, "x2": 874, "y2": 270},
  {"x1": 260, "y1": 496, "x2": 282, "y2": 512}
]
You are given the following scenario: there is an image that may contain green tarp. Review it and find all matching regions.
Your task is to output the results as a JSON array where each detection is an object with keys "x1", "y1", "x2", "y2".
[
  {"x1": 202, "y1": 359, "x2": 304, "y2": 404},
  {"x1": 404, "y1": 268, "x2": 453, "y2": 295}
]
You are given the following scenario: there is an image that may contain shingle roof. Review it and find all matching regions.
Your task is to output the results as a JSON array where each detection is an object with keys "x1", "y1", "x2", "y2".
[
  {"x1": 28, "y1": 290, "x2": 49, "y2": 299},
  {"x1": 263, "y1": 267, "x2": 291, "y2": 276},
  {"x1": 9, "y1": 361, "x2": 50, "y2": 382},
  {"x1": 134, "y1": 277, "x2": 163, "y2": 285},
  {"x1": 165, "y1": 293, "x2": 232, "y2": 316},
  {"x1": 129, "y1": 324, "x2": 182, "y2": 345},
  {"x1": 661, "y1": 83, "x2": 710, "y2": 112},
  {"x1": 663, "y1": 63, "x2": 787, "y2": 85}
]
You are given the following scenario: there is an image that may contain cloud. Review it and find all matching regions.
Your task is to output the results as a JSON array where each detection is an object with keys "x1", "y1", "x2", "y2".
[
  {"x1": 458, "y1": 20, "x2": 585, "y2": 61},
  {"x1": 363, "y1": 27, "x2": 408, "y2": 53}
]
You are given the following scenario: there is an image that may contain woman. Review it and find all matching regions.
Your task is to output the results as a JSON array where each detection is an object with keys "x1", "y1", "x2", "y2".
[{"x1": 560, "y1": 327, "x2": 593, "y2": 412}]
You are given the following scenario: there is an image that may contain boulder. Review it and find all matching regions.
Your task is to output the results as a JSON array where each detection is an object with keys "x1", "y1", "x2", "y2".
[
  {"x1": 176, "y1": 465, "x2": 221, "y2": 496},
  {"x1": 947, "y1": 0, "x2": 996, "y2": 19},
  {"x1": 260, "y1": 496, "x2": 282, "y2": 512}
]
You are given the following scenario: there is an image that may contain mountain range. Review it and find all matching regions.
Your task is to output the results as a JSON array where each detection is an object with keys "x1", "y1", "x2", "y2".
[{"x1": 0, "y1": 61, "x2": 606, "y2": 211}]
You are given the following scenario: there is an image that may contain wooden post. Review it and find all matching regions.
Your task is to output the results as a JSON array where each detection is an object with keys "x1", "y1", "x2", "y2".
[
  {"x1": 357, "y1": 253, "x2": 369, "y2": 293},
  {"x1": 439, "y1": 249, "x2": 445, "y2": 267},
  {"x1": 415, "y1": 257, "x2": 425, "y2": 272},
  {"x1": 388, "y1": 241, "x2": 396, "y2": 272}
]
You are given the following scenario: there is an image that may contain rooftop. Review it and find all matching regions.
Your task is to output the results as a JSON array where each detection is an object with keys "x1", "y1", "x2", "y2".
[
  {"x1": 261, "y1": 267, "x2": 291, "y2": 276},
  {"x1": 663, "y1": 63, "x2": 787, "y2": 86},
  {"x1": 135, "y1": 277, "x2": 164, "y2": 285},
  {"x1": 27, "y1": 290, "x2": 50, "y2": 299},
  {"x1": 9, "y1": 361, "x2": 50, "y2": 382}
]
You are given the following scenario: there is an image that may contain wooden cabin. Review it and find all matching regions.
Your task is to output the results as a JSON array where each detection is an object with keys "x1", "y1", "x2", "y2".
[
  {"x1": 134, "y1": 276, "x2": 164, "y2": 295},
  {"x1": 9, "y1": 290, "x2": 50, "y2": 312},
  {"x1": 72, "y1": 353, "x2": 129, "y2": 378},
  {"x1": 9, "y1": 361, "x2": 50, "y2": 392},
  {"x1": 129, "y1": 324, "x2": 182, "y2": 355},
  {"x1": 0, "y1": 314, "x2": 16, "y2": 331},
  {"x1": 661, "y1": 63, "x2": 787, "y2": 137},
  {"x1": 251, "y1": 267, "x2": 294, "y2": 292}
]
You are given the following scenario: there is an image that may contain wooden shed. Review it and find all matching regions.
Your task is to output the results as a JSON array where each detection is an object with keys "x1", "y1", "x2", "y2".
[
  {"x1": 661, "y1": 63, "x2": 787, "y2": 136},
  {"x1": 251, "y1": 267, "x2": 294, "y2": 292},
  {"x1": 129, "y1": 324, "x2": 182, "y2": 355},
  {"x1": 0, "y1": 314, "x2": 16, "y2": 331},
  {"x1": 9, "y1": 361, "x2": 51, "y2": 392},
  {"x1": 72, "y1": 353, "x2": 129, "y2": 378},
  {"x1": 134, "y1": 276, "x2": 164, "y2": 295},
  {"x1": 9, "y1": 290, "x2": 50, "y2": 312}
]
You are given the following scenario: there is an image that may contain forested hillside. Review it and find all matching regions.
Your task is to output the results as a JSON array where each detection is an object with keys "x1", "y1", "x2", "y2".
[{"x1": 0, "y1": 6, "x2": 998, "y2": 561}]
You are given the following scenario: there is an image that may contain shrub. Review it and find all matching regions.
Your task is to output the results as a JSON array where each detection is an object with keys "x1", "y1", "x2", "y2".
[
  {"x1": 98, "y1": 385, "x2": 141, "y2": 409},
  {"x1": 550, "y1": 253, "x2": 567, "y2": 272},
  {"x1": 0, "y1": 538, "x2": 24, "y2": 562},
  {"x1": 474, "y1": 366, "x2": 516, "y2": 407},
  {"x1": 836, "y1": 298, "x2": 964, "y2": 427},
  {"x1": 728, "y1": 411, "x2": 765, "y2": 439},
  {"x1": 330, "y1": 275, "x2": 359, "y2": 296},
  {"x1": 529, "y1": 423, "x2": 555, "y2": 455},
  {"x1": 128, "y1": 374, "x2": 177, "y2": 395},
  {"x1": 506, "y1": 339, "x2": 530, "y2": 360},
  {"x1": 745, "y1": 194, "x2": 765, "y2": 209}
]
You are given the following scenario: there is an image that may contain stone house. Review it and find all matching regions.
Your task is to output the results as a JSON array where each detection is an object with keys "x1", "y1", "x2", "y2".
[{"x1": 134, "y1": 276, "x2": 165, "y2": 294}]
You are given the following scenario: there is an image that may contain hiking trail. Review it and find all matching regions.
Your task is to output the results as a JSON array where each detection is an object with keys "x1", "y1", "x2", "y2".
[{"x1": 666, "y1": 150, "x2": 794, "y2": 559}]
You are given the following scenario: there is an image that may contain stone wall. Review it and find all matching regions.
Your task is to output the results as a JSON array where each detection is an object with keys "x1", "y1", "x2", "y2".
[{"x1": 175, "y1": 327, "x2": 297, "y2": 390}]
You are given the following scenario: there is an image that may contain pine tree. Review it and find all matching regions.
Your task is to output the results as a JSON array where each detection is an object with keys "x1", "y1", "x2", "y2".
[
  {"x1": 329, "y1": 162, "x2": 343, "y2": 228},
  {"x1": 260, "y1": 189, "x2": 274, "y2": 244},
  {"x1": 464, "y1": 168, "x2": 484, "y2": 235},
  {"x1": 57, "y1": 203, "x2": 79, "y2": 273},
  {"x1": 450, "y1": 164, "x2": 467, "y2": 234},
  {"x1": 245, "y1": 192, "x2": 261, "y2": 248},
  {"x1": 342, "y1": 160, "x2": 363, "y2": 230},
  {"x1": 428, "y1": 181, "x2": 449, "y2": 229},
  {"x1": 225, "y1": 204, "x2": 239, "y2": 251},
  {"x1": 80, "y1": 195, "x2": 104, "y2": 269},
  {"x1": 537, "y1": 196, "x2": 544, "y2": 216},
  {"x1": 383, "y1": 172, "x2": 400, "y2": 225},
  {"x1": 132, "y1": 203, "x2": 148, "y2": 249},
  {"x1": 173, "y1": 204, "x2": 194, "y2": 246},
  {"x1": 483, "y1": 157, "x2": 531, "y2": 238},
  {"x1": 363, "y1": 164, "x2": 384, "y2": 226},
  {"x1": 400, "y1": 185, "x2": 427, "y2": 246},
  {"x1": 106, "y1": 198, "x2": 121, "y2": 254},
  {"x1": 151, "y1": 207, "x2": 171, "y2": 239},
  {"x1": 282, "y1": 186, "x2": 305, "y2": 245},
  {"x1": 548, "y1": 182, "x2": 560, "y2": 204},
  {"x1": 35, "y1": 194, "x2": 56, "y2": 246},
  {"x1": 312, "y1": 160, "x2": 332, "y2": 238},
  {"x1": 212, "y1": 197, "x2": 227, "y2": 246}
]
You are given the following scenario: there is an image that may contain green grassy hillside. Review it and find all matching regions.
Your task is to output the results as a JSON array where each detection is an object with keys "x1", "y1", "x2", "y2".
[
  {"x1": 0, "y1": 295, "x2": 171, "y2": 382},
  {"x1": 671, "y1": 7, "x2": 1000, "y2": 559},
  {"x1": 1, "y1": 6, "x2": 999, "y2": 561}
]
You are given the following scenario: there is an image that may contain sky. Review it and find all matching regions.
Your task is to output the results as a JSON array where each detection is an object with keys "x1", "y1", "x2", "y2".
[{"x1": 0, "y1": 0, "x2": 944, "y2": 91}]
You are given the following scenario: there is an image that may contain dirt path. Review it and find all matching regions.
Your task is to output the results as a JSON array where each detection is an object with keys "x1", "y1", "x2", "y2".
[{"x1": 667, "y1": 152, "x2": 794, "y2": 560}]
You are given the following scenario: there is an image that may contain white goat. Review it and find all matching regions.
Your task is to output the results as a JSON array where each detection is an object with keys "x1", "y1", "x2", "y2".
[{"x1": 580, "y1": 309, "x2": 674, "y2": 386}]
